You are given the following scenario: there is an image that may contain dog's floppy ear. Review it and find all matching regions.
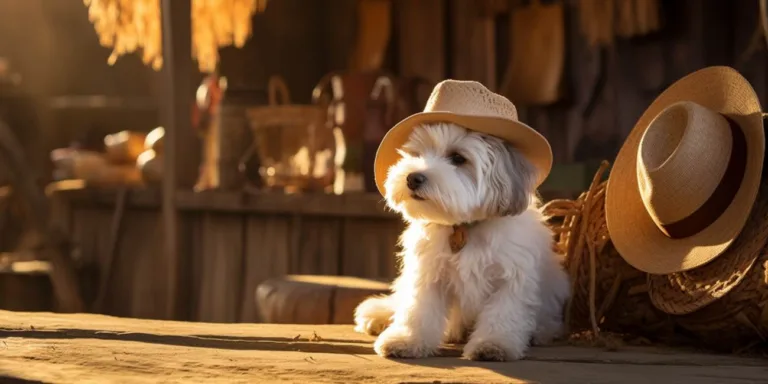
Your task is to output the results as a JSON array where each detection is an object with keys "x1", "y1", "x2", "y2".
[{"x1": 484, "y1": 137, "x2": 537, "y2": 217}]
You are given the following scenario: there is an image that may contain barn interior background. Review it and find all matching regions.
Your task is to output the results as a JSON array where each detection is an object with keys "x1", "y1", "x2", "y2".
[{"x1": 0, "y1": 0, "x2": 767, "y2": 324}]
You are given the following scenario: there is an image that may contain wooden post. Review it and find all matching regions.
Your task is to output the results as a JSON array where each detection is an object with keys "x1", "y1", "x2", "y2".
[
  {"x1": 160, "y1": 0, "x2": 198, "y2": 320},
  {"x1": 450, "y1": 0, "x2": 500, "y2": 89},
  {"x1": 396, "y1": 0, "x2": 446, "y2": 84}
]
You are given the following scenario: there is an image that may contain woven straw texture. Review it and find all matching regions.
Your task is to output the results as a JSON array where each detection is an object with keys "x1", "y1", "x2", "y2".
[
  {"x1": 543, "y1": 162, "x2": 671, "y2": 336},
  {"x1": 647, "y1": 177, "x2": 768, "y2": 315},
  {"x1": 671, "y1": 177, "x2": 768, "y2": 351},
  {"x1": 543, "y1": 161, "x2": 768, "y2": 351}
]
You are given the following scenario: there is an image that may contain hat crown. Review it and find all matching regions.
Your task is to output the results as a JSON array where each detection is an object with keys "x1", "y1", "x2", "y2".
[
  {"x1": 425, "y1": 80, "x2": 519, "y2": 121},
  {"x1": 636, "y1": 101, "x2": 736, "y2": 232}
]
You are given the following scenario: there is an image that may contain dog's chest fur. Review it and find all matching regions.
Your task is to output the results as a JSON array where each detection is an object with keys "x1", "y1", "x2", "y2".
[
  {"x1": 447, "y1": 225, "x2": 509, "y2": 319},
  {"x1": 399, "y1": 210, "x2": 550, "y2": 325},
  {"x1": 404, "y1": 221, "x2": 515, "y2": 319}
]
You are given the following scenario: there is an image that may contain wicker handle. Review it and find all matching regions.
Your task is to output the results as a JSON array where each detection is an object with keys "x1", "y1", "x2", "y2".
[
  {"x1": 311, "y1": 72, "x2": 336, "y2": 104},
  {"x1": 370, "y1": 75, "x2": 395, "y2": 104},
  {"x1": 370, "y1": 75, "x2": 396, "y2": 123},
  {"x1": 268, "y1": 76, "x2": 291, "y2": 105}
]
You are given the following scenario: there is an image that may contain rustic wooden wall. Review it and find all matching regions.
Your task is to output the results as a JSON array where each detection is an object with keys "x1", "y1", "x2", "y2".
[
  {"x1": 56, "y1": 189, "x2": 403, "y2": 322},
  {"x1": 10, "y1": 0, "x2": 768, "y2": 323},
  {"x1": 445, "y1": 0, "x2": 768, "y2": 191}
]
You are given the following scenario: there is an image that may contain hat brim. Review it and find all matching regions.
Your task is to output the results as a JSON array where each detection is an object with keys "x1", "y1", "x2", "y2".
[
  {"x1": 374, "y1": 112, "x2": 554, "y2": 196},
  {"x1": 647, "y1": 178, "x2": 768, "y2": 314},
  {"x1": 606, "y1": 66, "x2": 765, "y2": 274}
]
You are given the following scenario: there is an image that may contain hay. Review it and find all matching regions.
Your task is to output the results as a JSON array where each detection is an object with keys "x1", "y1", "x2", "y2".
[{"x1": 542, "y1": 161, "x2": 768, "y2": 352}]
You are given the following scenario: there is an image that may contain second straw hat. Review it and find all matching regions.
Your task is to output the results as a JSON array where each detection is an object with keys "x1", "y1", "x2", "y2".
[{"x1": 605, "y1": 66, "x2": 765, "y2": 274}]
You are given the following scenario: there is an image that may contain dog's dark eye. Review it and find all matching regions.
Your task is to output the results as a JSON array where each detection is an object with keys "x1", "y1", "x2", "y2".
[{"x1": 448, "y1": 152, "x2": 467, "y2": 166}]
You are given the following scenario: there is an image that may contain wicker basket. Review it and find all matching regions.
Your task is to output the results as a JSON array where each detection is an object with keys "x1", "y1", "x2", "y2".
[
  {"x1": 671, "y1": 182, "x2": 768, "y2": 351},
  {"x1": 543, "y1": 161, "x2": 768, "y2": 351},
  {"x1": 245, "y1": 76, "x2": 338, "y2": 194}
]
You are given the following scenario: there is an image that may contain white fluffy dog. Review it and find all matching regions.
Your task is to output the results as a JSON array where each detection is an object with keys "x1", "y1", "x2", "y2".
[{"x1": 354, "y1": 122, "x2": 570, "y2": 361}]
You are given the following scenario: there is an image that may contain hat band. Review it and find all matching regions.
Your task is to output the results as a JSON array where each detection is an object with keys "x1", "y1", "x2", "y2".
[{"x1": 658, "y1": 116, "x2": 747, "y2": 239}]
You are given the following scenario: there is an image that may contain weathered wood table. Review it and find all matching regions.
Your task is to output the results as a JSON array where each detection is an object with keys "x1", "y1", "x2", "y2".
[{"x1": 0, "y1": 311, "x2": 765, "y2": 383}]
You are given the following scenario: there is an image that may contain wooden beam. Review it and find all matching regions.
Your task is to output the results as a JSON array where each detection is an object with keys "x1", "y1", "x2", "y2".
[
  {"x1": 396, "y1": 0, "x2": 446, "y2": 83},
  {"x1": 48, "y1": 187, "x2": 398, "y2": 219},
  {"x1": 450, "y1": 0, "x2": 498, "y2": 89},
  {"x1": 160, "y1": 0, "x2": 198, "y2": 320}
]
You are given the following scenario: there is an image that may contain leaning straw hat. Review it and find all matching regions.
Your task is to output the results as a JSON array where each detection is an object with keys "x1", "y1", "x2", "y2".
[
  {"x1": 373, "y1": 80, "x2": 553, "y2": 196},
  {"x1": 606, "y1": 66, "x2": 765, "y2": 274}
]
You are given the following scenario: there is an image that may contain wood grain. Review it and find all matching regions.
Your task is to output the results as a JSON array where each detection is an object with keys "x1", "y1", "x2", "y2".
[
  {"x1": 340, "y1": 218, "x2": 402, "y2": 279},
  {"x1": 51, "y1": 188, "x2": 396, "y2": 218},
  {"x1": 255, "y1": 275, "x2": 390, "y2": 324},
  {"x1": 450, "y1": 0, "x2": 498, "y2": 88},
  {"x1": 1, "y1": 310, "x2": 766, "y2": 384},
  {"x1": 123, "y1": 211, "x2": 166, "y2": 319},
  {"x1": 293, "y1": 217, "x2": 342, "y2": 276},
  {"x1": 396, "y1": 0, "x2": 446, "y2": 83},
  {"x1": 160, "y1": 0, "x2": 198, "y2": 321},
  {"x1": 195, "y1": 214, "x2": 245, "y2": 323},
  {"x1": 240, "y1": 215, "x2": 292, "y2": 322}
]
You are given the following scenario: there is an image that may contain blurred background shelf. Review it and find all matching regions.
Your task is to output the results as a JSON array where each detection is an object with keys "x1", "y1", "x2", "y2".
[{"x1": 50, "y1": 185, "x2": 395, "y2": 218}]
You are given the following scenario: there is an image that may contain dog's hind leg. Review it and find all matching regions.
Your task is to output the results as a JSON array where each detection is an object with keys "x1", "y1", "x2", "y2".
[
  {"x1": 354, "y1": 294, "x2": 395, "y2": 336},
  {"x1": 532, "y1": 253, "x2": 570, "y2": 345}
]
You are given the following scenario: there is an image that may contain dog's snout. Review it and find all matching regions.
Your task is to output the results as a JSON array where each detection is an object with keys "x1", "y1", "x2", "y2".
[{"x1": 406, "y1": 172, "x2": 427, "y2": 190}]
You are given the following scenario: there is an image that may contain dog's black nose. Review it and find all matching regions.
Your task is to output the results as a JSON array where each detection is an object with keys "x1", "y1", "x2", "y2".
[{"x1": 406, "y1": 172, "x2": 427, "y2": 190}]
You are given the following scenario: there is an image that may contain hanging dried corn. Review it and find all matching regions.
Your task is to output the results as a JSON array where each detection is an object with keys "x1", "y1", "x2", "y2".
[{"x1": 83, "y1": 0, "x2": 268, "y2": 73}]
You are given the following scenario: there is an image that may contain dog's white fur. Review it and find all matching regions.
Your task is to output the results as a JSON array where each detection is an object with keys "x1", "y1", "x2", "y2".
[{"x1": 354, "y1": 122, "x2": 570, "y2": 361}]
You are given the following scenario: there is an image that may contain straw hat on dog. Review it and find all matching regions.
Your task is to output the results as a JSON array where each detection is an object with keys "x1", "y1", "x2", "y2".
[
  {"x1": 373, "y1": 80, "x2": 553, "y2": 196},
  {"x1": 606, "y1": 66, "x2": 765, "y2": 275}
]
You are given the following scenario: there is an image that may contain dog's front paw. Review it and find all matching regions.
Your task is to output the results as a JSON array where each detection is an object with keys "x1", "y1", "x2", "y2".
[
  {"x1": 463, "y1": 338, "x2": 526, "y2": 362},
  {"x1": 354, "y1": 314, "x2": 391, "y2": 336},
  {"x1": 374, "y1": 326, "x2": 436, "y2": 359},
  {"x1": 354, "y1": 296, "x2": 394, "y2": 336}
]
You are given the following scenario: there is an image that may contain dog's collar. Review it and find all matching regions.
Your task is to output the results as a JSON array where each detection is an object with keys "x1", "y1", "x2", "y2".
[{"x1": 449, "y1": 221, "x2": 479, "y2": 253}]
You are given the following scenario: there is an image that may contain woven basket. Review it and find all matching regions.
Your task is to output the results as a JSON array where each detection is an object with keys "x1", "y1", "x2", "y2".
[
  {"x1": 245, "y1": 76, "x2": 337, "y2": 193},
  {"x1": 646, "y1": 175, "x2": 768, "y2": 351},
  {"x1": 646, "y1": 177, "x2": 768, "y2": 317},
  {"x1": 544, "y1": 161, "x2": 768, "y2": 351},
  {"x1": 674, "y1": 257, "x2": 768, "y2": 351},
  {"x1": 542, "y1": 161, "x2": 674, "y2": 339},
  {"x1": 672, "y1": 190, "x2": 768, "y2": 351}
]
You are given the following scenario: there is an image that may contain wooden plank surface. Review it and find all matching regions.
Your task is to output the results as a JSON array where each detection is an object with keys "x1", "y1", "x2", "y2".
[
  {"x1": 177, "y1": 190, "x2": 396, "y2": 219},
  {"x1": 50, "y1": 187, "x2": 397, "y2": 219},
  {"x1": 240, "y1": 216, "x2": 292, "y2": 322},
  {"x1": 396, "y1": 0, "x2": 446, "y2": 83},
  {"x1": 0, "y1": 310, "x2": 766, "y2": 384},
  {"x1": 195, "y1": 214, "x2": 245, "y2": 323},
  {"x1": 292, "y1": 217, "x2": 342, "y2": 276},
  {"x1": 123, "y1": 212, "x2": 167, "y2": 319},
  {"x1": 340, "y1": 218, "x2": 402, "y2": 279},
  {"x1": 450, "y1": 0, "x2": 499, "y2": 88},
  {"x1": 62, "y1": 203, "x2": 403, "y2": 322}
]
